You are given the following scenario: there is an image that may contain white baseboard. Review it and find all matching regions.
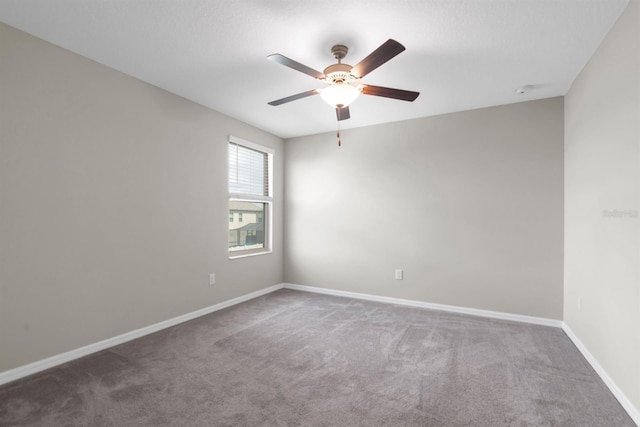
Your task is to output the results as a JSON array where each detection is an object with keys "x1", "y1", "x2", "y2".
[
  {"x1": 282, "y1": 283, "x2": 563, "y2": 328},
  {"x1": 1, "y1": 282, "x2": 560, "y2": 387},
  {"x1": 0, "y1": 283, "x2": 285, "y2": 386},
  {"x1": 562, "y1": 323, "x2": 640, "y2": 426}
]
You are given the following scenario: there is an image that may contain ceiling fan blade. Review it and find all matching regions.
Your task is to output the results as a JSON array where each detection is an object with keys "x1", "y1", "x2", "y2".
[
  {"x1": 350, "y1": 39, "x2": 406, "y2": 79},
  {"x1": 267, "y1": 54, "x2": 325, "y2": 79},
  {"x1": 268, "y1": 89, "x2": 320, "y2": 106},
  {"x1": 361, "y1": 85, "x2": 420, "y2": 102},
  {"x1": 336, "y1": 106, "x2": 350, "y2": 121}
]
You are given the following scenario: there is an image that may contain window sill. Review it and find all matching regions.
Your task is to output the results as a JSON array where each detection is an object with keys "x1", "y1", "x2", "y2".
[{"x1": 229, "y1": 250, "x2": 272, "y2": 260}]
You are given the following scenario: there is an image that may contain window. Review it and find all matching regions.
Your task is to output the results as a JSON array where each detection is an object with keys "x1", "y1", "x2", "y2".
[{"x1": 228, "y1": 136, "x2": 273, "y2": 257}]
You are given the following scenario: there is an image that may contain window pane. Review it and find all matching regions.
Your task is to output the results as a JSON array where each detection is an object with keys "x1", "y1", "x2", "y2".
[
  {"x1": 229, "y1": 143, "x2": 268, "y2": 196},
  {"x1": 229, "y1": 201, "x2": 266, "y2": 252}
]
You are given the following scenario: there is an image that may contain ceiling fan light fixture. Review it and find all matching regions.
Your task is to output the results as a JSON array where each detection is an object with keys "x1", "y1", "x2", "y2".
[
  {"x1": 320, "y1": 84, "x2": 361, "y2": 108},
  {"x1": 268, "y1": 39, "x2": 419, "y2": 120}
]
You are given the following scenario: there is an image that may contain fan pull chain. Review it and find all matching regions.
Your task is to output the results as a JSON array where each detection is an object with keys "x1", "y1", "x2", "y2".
[{"x1": 337, "y1": 121, "x2": 341, "y2": 147}]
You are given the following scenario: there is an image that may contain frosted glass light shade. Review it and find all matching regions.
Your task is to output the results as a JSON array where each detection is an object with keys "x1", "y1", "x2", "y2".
[{"x1": 320, "y1": 84, "x2": 360, "y2": 107}]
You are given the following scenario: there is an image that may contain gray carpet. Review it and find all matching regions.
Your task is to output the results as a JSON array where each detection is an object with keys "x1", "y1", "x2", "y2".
[{"x1": 0, "y1": 289, "x2": 634, "y2": 426}]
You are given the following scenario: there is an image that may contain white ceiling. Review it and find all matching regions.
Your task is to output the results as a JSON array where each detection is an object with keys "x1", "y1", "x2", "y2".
[{"x1": 0, "y1": 0, "x2": 629, "y2": 139}]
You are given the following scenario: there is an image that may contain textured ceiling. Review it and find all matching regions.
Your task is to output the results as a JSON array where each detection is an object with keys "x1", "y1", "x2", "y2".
[{"x1": 0, "y1": 0, "x2": 630, "y2": 139}]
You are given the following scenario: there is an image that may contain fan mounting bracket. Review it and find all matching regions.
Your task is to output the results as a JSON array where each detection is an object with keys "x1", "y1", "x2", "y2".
[{"x1": 331, "y1": 45, "x2": 349, "y2": 62}]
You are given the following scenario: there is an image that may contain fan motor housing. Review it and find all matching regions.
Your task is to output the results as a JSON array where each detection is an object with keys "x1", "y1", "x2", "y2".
[{"x1": 323, "y1": 63, "x2": 356, "y2": 85}]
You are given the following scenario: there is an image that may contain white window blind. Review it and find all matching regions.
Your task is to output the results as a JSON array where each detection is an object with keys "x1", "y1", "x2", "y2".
[{"x1": 228, "y1": 142, "x2": 269, "y2": 198}]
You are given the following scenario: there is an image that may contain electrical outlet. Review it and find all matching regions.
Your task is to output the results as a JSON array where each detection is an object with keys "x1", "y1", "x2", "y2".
[
  {"x1": 395, "y1": 269, "x2": 403, "y2": 280},
  {"x1": 209, "y1": 273, "x2": 216, "y2": 286}
]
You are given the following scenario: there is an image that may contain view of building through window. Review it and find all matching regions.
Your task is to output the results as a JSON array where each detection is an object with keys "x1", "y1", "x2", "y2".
[{"x1": 228, "y1": 201, "x2": 266, "y2": 250}]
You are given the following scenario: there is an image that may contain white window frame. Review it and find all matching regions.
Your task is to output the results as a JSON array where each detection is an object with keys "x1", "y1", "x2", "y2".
[{"x1": 228, "y1": 135, "x2": 273, "y2": 259}]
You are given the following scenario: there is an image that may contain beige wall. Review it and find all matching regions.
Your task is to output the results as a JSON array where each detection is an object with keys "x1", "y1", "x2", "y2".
[
  {"x1": 564, "y1": 0, "x2": 640, "y2": 412},
  {"x1": 0, "y1": 23, "x2": 284, "y2": 372},
  {"x1": 284, "y1": 98, "x2": 564, "y2": 320}
]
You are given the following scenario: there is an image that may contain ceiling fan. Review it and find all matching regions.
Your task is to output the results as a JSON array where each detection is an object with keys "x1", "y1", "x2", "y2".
[{"x1": 267, "y1": 39, "x2": 420, "y2": 121}]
